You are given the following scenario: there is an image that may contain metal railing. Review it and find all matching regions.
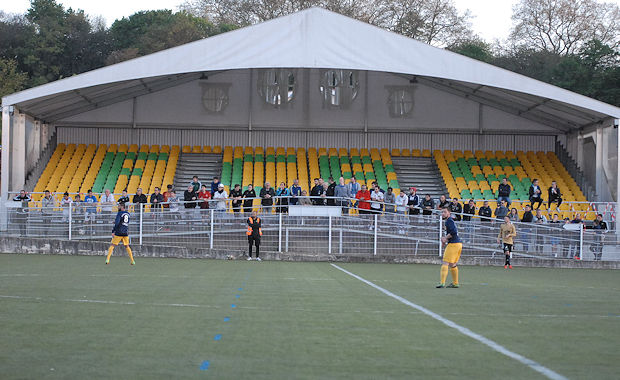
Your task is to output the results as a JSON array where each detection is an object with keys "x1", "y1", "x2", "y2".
[{"x1": 1, "y1": 195, "x2": 617, "y2": 262}]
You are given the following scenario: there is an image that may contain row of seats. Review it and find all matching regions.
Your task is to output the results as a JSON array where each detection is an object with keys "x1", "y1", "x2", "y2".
[
  {"x1": 389, "y1": 149, "x2": 432, "y2": 157},
  {"x1": 435, "y1": 149, "x2": 592, "y2": 218},
  {"x1": 33, "y1": 144, "x2": 180, "y2": 200},
  {"x1": 217, "y1": 146, "x2": 400, "y2": 195},
  {"x1": 182, "y1": 145, "x2": 223, "y2": 154}
]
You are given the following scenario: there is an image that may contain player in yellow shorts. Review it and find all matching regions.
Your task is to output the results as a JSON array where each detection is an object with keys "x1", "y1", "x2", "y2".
[
  {"x1": 437, "y1": 208, "x2": 462, "y2": 288},
  {"x1": 106, "y1": 203, "x2": 135, "y2": 265}
]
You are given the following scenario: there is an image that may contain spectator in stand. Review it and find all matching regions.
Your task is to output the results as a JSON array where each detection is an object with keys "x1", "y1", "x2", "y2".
[
  {"x1": 230, "y1": 184, "x2": 243, "y2": 212},
  {"x1": 150, "y1": 187, "x2": 164, "y2": 210},
  {"x1": 73, "y1": 194, "x2": 82, "y2": 219},
  {"x1": 437, "y1": 195, "x2": 449, "y2": 210},
  {"x1": 384, "y1": 187, "x2": 396, "y2": 215},
  {"x1": 13, "y1": 190, "x2": 31, "y2": 236},
  {"x1": 548, "y1": 181, "x2": 562, "y2": 209},
  {"x1": 508, "y1": 208, "x2": 519, "y2": 222},
  {"x1": 100, "y1": 189, "x2": 115, "y2": 220},
  {"x1": 41, "y1": 190, "x2": 55, "y2": 216},
  {"x1": 494, "y1": 200, "x2": 509, "y2": 220},
  {"x1": 133, "y1": 188, "x2": 147, "y2": 204},
  {"x1": 463, "y1": 199, "x2": 475, "y2": 221},
  {"x1": 310, "y1": 178, "x2": 325, "y2": 206},
  {"x1": 395, "y1": 189, "x2": 409, "y2": 233},
  {"x1": 276, "y1": 182, "x2": 290, "y2": 213},
  {"x1": 168, "y1": 191, "x2": 180, "y2": 220},
  {"x1": 521, "y1": 205, "x2": 534, "y2": 251},
  {"x1": 299, "y1": 190, "x2": 312, "y2": 206},
  {"x1": 407, "y1": 187, "x2": 420, "y2": 215},
  {"x1": 347, "y1": 176, "x2": 361, "y2": 210},
  {"x1": 190, "y1": 176, "x2": 202, "y2": 193},
  {"x1": 184, "y1": 185, "x2": 198, "y2": 209},
  {"x1": 370, "y1": 185, "x2": 384, "y2": 214},
  {"x1": 529, "y1": 179, "x2": 543, "y2": 210},
  {"x1": 242, "y1": 184, "x2": 256, "y2": 213},
  {"x1": 561, "y1": 217, "x2": 575, "y2": 258},
  {"x1": 260, "y1": 182, "x2": 275, "y2": 213},
  {"x1": 210, "y1": 176, "x2": 220, "y2": 195},
  {"x1": 497, "y1": 178, "x2": 512, "y2": 207},
  {"x1": 334, "y1": 177, "x2": 351, "y2": 214},
  {"x1": 117, "y1": 190, "x2": 130, "y2": 205},
  {"x1": 289, "y1": 179, "x2": 302, "y2": 206},
  {"x1": 570, "y1": 213, "x2": 585, "y2": 259},
  {"x1": 462, "y1": 199, "x2": 476, "y2": 243},
  {"x1": 326, "y1": 177, "x2": 336, "y2": 206},
  {"x1": 372, "y1": 181, "x2": 385, "y2": 194},
  {"x1": 197, "y1": 184, "x2": 211, "y2": 209},
  {"x1": 355, "y1": 185, "x2": 372, "y2": 214},
  {"x1": 322, "y1": 182, "x2": 329, "y2": 205},
  {"x1": 422, "y1": 194, "x2": 434, "y2": 216},
  {"x1": 163, "y1": 184, "x2": 174, "y2": 209},
  {"x1": 60, "y1": 192, "x2": 72, "y2": 222},
  {"x1": 589, "y1": 214, "x2": 607, "y2": 260},
  {"x1": 478, "y1": 201, "x2": 492, "y2": 222},
  {"x1": 534, "y1": 209, "x2": 548, "y2": 254},
  {"x1": 213, "y1": 183, "x2": 228, "y2": 211},
  {"x1": 83, "y1": 190, "x2": 97, "y2": 235},
  {"x1": 449, "y1": 198, "x2": 462, "y2": 221}
]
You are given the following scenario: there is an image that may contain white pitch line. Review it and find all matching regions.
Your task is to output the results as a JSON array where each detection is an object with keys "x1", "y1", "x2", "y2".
[{"x1": 330, "y1": 263, "x2": 568, "y2": 380}]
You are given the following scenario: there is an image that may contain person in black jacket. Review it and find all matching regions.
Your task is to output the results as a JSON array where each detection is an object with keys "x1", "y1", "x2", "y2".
[
  {"x1": 462, "y1": 199, "x2": 476, "y2": 221},
  {"x1": 548, "y1": 181, "x2": 562, "y2": 209},
  {"x1": 13, "y1": 190, "x2": 31, "y2": 236},
  {"x1": 497, "y1": 178, "x2": 512, "y2": 207},
  {"x1": 326, "y1": 177, "x2": 336, "y2": 206},
  {"x1": 478, "y1": 201, "x2": 492, "y2": 222},
  {"x1": 437, "y1": 195, "x2": 449, "y2": 209},
  {"x1": 184, "y1": 185, "x2": 197, "y2": 209},
  {"x1": 230, "y1": 184, "x2": 243, "y2": 213},
  {"x1": 132, "y1": 188, "x2": 147, "y2": 204},
  {"x1": 449, "y1": 198, "x2": 462, "y2": 221},
  {"x1": 529, "y1": 179, "x2": 543, "y2": 210},
  {"x1": 117, "y1": 190, "x2": 130, "y2": 205},
  {"x1": 310, "y1": 178, "x2": 325, "y2": 206},
  {"x1": 521, "y1": 204, "x2": 534, "y2": 251},
  {"x1": 260, "y1": 182, "x2": 276, "y2": 214},
  {"x1": 589, "y1": 214, "x2": 607, "y2": 260},
  {"x1": 422, "y1": 194, "x2": 434, "y2": 216},
  {"x1": 242, "y1": 184, "x2": 256, "y2": 214},
  {"x1": 150, "y1": 187, "x2": 164, "y2": 209}
]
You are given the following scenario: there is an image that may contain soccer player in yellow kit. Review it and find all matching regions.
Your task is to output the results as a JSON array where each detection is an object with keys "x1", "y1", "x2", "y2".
[
  {"x1": 497, "y1": 215, "x2": 517, "y2": 269},
  {"x1": 437, "y1": 208, "x2": 462, "y2": 288},
  {"x1": 106, "y1": 203, "x2": 135, "y2": 265}
]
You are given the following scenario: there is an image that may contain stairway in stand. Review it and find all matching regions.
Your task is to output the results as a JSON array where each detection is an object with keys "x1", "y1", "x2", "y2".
[
  {"x1": 391, "y1": 157, "x2": 448, "y2": 200},
  {"x1": 173, "y1": 153, "x2": 223, "y2": 190}
]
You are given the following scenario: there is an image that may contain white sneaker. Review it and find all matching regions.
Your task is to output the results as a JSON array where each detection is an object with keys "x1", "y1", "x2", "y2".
[
  {"x1": 247, "y1": 257, "x2": 253, "y2": 261},
  {"x1": 255, "y1": 257, "x2": 262, "y2": 261}
]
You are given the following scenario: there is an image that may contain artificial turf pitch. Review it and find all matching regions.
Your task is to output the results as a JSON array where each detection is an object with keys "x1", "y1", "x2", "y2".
[{"x1": 1, "y1": 254, "x2": 619, "y2": 379}]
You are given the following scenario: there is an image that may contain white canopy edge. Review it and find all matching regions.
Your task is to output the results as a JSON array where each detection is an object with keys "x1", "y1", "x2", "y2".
[{"x1": 3, "y1": 7, "x2": 620, "y2": 120}]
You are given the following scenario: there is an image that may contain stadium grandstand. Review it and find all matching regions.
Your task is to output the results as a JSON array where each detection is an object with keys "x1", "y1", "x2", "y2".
[{"x1": 1, "y1": 7, "x2": 619, "y2": 235}]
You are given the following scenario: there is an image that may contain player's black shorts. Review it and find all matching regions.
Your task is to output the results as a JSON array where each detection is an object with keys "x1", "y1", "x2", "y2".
[{"x1": 503, "y1": 243, "x2": 513, "y2": 253}]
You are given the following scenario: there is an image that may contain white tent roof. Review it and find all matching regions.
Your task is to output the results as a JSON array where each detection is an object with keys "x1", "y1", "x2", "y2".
[{"x1": 3, "y1": 7, "x2": 619, "y2": 130}]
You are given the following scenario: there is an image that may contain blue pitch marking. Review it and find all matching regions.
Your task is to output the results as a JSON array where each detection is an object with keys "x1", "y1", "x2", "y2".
[
  {"x1": 199, "y1": 360, "x2": 210, "y2": 370},
  {"x1": 231, "y1": 304, "x2": 236, "y2": 308},
  {"x1": 214, "y1": 334, "x2": 222, "y2": 341}
]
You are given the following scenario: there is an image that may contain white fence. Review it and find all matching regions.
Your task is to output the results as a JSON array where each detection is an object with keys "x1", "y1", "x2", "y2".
[{"x1": 1, "y1": 196, "x2": 617, "y2": 262}]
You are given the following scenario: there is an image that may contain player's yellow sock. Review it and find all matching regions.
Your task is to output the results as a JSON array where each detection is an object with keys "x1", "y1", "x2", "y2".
[
  {"x1": 126, "y1": 246, "x2": 134, "y2": 263},
  {"x1": 440, "y1": 264, "x2": 449, "y2": 285},
  {"x1": 106, "y1": 246, "x2": 114, "y2": 261},
  {"x1": 450, "y1": 266, "x2": 459, "y2": 285}
]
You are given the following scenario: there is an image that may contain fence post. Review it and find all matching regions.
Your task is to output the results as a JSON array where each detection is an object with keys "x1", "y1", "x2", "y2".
[
  {"x1": 68, "y1": 204, "x2": 72, "y2": 240},
  {"x1": 339, "y1": 226, "x2": 343, "y2": 255},
  {"x1": 328, "y1": 215, "x2": 332, "y2": 254},
  {"x1": 438, "y1": 213, "x2": 443, "y2": 257},
  {"x1": 210, "y1": 209, "x2": 214, "y2": 249},
  {"x1": 278, "y1": 213, "x2": 282, "y2": 252},
  {"x1": 579, "y1": 226, "x2": 584, "y2": 260},
  {"x1": 139, "y1": 203, "x2": 143, "y2": 245},
  {"x1": 373, "y1": 213, "x2": 378, "y2": 256},
  {"x1": 285, "y1": 227, "x2": 289, "y2": 252}
]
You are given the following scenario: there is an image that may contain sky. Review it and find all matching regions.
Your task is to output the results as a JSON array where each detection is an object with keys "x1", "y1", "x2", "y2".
[{"x1": 1, "y1": 0, "x2": 618, "y2": 43}]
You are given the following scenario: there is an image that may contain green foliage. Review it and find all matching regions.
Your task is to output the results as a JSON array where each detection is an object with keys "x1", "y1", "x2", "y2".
[
  {"x1": 0, "y1": 58, "x2": 28, "y2": 98},
  {"x1": 448, "y1": 39, "x2": 494, "y2": 63}
]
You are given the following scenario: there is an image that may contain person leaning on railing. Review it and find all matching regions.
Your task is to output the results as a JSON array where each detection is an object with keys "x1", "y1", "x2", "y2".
[
  {"x1": 184, "y1": 185, "x2": 198, "y2": 209},
  {"x1": 407, "y1": 187, "x2": 420, "y2": 215},
  {"x1": 132, "y1": 188, "x2": 147, "y2": 204},
  {"x1": 230, "y1": 184, "x2": 243, "y2": 213},
  {"x1": 13, "y1": 190, "x2": 31, "y2": 236},
  {"x1": 242, "y1": 185, "x2": 256, "y2": 213},
  {"x1": 260, "y1": 182, "x2": 275, "y2": 213},
  {"x1": 478, "y1": 201, "x2": 492, "y2": 222},
  {"x1": 462, "y1": 199, "x2": 475, "y2": 221},
  {"x1": 326, "y1": 177, "x2": 336, "y2": 206},
  {"x1": 334, "y1": 177, "x2": 351, "y2": 214},
  {"x1": 449, "y1": 198, "x2": 463, "y2": 221},
  {"x1": 355, "y1": 185, "x2": 372, "y2": 214},
  {"x1": 422, "y1": 194, "x2": 434, "y2": 216},
  {"x1": 198, "y1": 184, "x2": 211, "y2": 210},
  {"x1": 299, "y1": 190, "x2": 312, "y2": 206},
  {"x1": 275, "y1": 182, "x2": 290, "y2": 213},
  {"x1": 289, "y1": 179, "x2": 302, "y2": 206},
  {"x1": 588, "y1": 214, "x2": 607, "y2": 261}
]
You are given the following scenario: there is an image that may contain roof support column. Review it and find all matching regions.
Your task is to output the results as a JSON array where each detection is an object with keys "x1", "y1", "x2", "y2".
[
  {"x1": 11, "y1": 111, "x2": 26, "y2": 193},
  {"x1": 363, "y1": 71, "x2": 369, "y2": 149},
  {"x1": 595, "y1": 126, "x2": 606, "y2": 202},
  {"x1": 616, "y1": 119, "x2": 619, "y2": 240},
  {"x1": 248, "y1": 69, "x2": 254, "y2": 146},
  {"x1": 1, "y1": 106, "x2": 10, "y2": 199}
]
